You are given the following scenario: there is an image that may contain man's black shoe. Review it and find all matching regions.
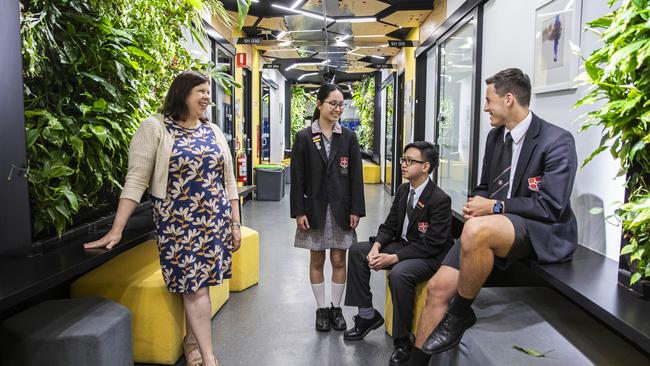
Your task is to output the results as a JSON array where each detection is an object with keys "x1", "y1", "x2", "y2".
[
  {"x1": 343, "y1": 311, "x2": 384, "y2": 340},
  {"x1": 316, "y1": 308, "x2": 331, "y2": 331},
  {"x1": 389, "y1": 336, "x2": 413, "y2": 366},
  {"x1": 421, "y1": 309, "x2": 476, "y2": 354},
  {"x1": 329, "y1": 303, "x2": 347, "y2": 331}
]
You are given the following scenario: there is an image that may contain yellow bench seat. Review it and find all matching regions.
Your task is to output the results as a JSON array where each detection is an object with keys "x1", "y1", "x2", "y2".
[
  {"x1": 363, "y1": 160, "x2": 380, "y2": 184},
  {"x1": 71, "y1": 240, "x2": 229, "y2": 365},
  {"x1": 230, "y1": 226, "x2": 260, "y2": 292},
  {"x1": 384, "y1": 273, "x2": 427, "y2": 336}
]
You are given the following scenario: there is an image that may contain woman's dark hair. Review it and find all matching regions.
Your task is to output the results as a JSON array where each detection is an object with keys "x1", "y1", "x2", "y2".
[
  {"x1": 403, "y1": 141, "x2": 439, "y2": 173},
  {"x1": 312, "y1": 83, "x2": 344, "y2": 121},
  {"x1": 161, "y1": 70, "x2": 210, "y2": 122}
]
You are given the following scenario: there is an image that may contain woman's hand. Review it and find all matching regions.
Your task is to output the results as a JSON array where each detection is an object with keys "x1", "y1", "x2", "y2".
[
  {"x1": 349, "y1": 214, "x2": 360, "y2": 229},
  {"x1": 231, "y1": 226, "x2": 242, "y2": 252},
  {"x1": 297, "y1": 215, "x2": 310, "y2": 231},
  {"x1": 84, "y1": 229, "x2": 123, "y2": 250}
]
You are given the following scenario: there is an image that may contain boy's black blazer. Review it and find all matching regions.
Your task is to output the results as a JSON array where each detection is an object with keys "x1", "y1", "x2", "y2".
[
  {"x1": 473, "y1": 113, "x2": 578, "y2": 264},
  {"x1": 290, "y1": 125, "x2": 365, "y2": 230},
  {"x1": 375, "y1": 180, "x2": 454, "y2": 262}
]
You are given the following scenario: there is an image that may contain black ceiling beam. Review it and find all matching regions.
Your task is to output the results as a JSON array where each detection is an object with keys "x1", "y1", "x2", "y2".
[{"x1": 375, "y1": 1, "x2": 433, "y2": 20}]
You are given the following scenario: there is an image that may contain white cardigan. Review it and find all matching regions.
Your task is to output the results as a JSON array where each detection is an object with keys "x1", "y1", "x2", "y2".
[{"x1": 120, "y1": 114, "x2": 238, "y2": 203}]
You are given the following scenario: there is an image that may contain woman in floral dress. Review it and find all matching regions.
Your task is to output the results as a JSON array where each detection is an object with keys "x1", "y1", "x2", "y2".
[{"x1": 85, "y1": 71, "x2": 240, "y2": 366}]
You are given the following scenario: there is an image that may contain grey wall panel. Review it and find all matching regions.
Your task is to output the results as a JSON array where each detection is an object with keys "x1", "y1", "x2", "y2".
[{"x1": 0, "y1": 0, "x2": 33, "y2": 256}]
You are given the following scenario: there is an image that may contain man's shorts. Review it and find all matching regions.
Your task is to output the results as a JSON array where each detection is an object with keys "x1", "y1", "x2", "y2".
[{"x1": 441, "y1": 213, "x2": 536, "y2": 270}]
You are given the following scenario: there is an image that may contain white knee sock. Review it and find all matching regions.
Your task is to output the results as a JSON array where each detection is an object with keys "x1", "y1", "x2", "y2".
[
  {"x1": 311, "y1": 282, "x2": 326, "y2": 308},
  {"x1": 331, "y1": 282, "x2": 346, "y2": 307}
]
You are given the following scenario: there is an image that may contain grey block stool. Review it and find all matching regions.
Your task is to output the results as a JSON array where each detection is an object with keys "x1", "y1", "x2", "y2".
[{"x1": 1, "y1": 297, "x2": 132, "y2": 366}]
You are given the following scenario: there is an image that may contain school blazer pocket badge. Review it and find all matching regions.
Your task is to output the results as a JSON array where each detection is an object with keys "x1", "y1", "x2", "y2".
[{"x1": 527, "y1": 176, "x2": 542, "y2": 191}]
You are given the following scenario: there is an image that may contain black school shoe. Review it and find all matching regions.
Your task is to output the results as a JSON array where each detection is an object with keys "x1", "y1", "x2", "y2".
[
  {"x1": 421, "y1": 309, "x2": 476, "y2": 354},
  {"x1": 343, "y1": 311, "x2": 384, "y2": 340},
  {"x1": 316, "y1": 308, "x2": 331, "y2": 331},
  {"x1": 389, "y1": 336, "x2": 414, "y2": 366},
  {"x1": 329, "y1": 303, "x2": 347, "y2": 331}
]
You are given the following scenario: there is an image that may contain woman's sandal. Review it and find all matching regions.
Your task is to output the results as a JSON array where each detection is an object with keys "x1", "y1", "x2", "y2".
[{"x1": 182, "y1": 335, "x2": 202, "y2": 366}]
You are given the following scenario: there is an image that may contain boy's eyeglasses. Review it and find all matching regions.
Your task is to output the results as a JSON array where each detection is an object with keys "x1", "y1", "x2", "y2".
[{"x1": 400, "y1": 157, "x2": 426, "y2": 166}]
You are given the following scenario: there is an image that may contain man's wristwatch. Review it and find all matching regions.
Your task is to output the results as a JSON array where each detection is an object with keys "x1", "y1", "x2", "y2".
[
  {"x1": 232, "y1": 222, "x2": 242, "y2": 228},
  {"x1": 493, "y1": 200, "x2": 504, "y2": 214}
]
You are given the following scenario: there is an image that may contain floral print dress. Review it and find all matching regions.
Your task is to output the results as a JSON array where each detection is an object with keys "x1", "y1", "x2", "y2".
[{"x1": 151, "y1": 119, "x2": 233, "y2": 294}]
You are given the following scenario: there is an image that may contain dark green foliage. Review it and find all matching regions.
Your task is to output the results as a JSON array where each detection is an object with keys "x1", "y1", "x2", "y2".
[
  {"x1": 351, "y1": 76, "x2": 375, "y2": 150},
  {"x1": 21, "y1": 0, "x2": 246, "y2": 237},
  {"x1": 290, "y1": 85, "x2": 315, "y2": 145}
]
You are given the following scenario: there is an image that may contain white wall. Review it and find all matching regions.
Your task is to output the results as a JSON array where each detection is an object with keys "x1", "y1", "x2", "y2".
[
  {"x1": 479, "y1": 0, "x2": 623, "y2": 259},
  {"x1": 263, "y1": 69, "x2": 287, "y2": 163}
]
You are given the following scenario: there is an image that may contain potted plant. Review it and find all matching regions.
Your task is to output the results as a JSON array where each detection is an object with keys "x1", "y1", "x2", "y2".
[{"x1": 576, "y1": 0, "x2": 649, "y2": 297}]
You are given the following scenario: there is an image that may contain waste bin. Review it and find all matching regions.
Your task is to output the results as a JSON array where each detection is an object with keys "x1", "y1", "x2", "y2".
[{"x1": 254, "y1": 165, "x2": 285, "y2": 201}]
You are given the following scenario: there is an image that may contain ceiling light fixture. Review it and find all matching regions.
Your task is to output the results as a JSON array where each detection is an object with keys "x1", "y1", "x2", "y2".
[
  {"x1": 354, "y1": 34, "x2": 386, "y2": 38},
  {"x1": 279, "y1": 40, "x2": 293, "y2": 47},
  {"x1": 276, "y1": 31, "x2": 288, "y2": 40},
  {"x1": 298, "y1": 72, "x2": 318, "y2": 81},
  {"x1": 370, "y1": 55, "x2": 385, "y2": 60},
  {"x1": 272, "y1": 4, "x2": 334, "y2": 22},
  {"x1": 289, "y1": 0, "x2": 303, "y2": 9},
  {"x1": 335, "y1": 17, "x2": 376, "y2": 23},
  {"x1": 265, "y1": 48, "x2": 299, "y2": 52},
  {"x1": 336, "y1": 35, "x2": 351, "y2": 42},
  {"x1": 286, "y1": 59, "x2": 330, "y2": 71}
]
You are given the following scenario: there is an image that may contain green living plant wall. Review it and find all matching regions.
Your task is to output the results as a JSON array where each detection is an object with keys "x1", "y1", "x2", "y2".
[
  {"x1": 290, "y1": 85, "x2": 316, "y2": 145},
  {"x1": 21, "y1": 0, "x2": 249, "y2": 237},
  {"x1": 576, "y1": 0, "x2": 649, "y2": 284},
  {"x1": 351, "y1": 76, "x2": 375, "y2": 151}
]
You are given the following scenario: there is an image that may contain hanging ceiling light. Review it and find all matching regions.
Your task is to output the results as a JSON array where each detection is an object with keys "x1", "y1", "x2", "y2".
[{"x1": 271, "y1": 4, "x2": 334, "y2": 22}]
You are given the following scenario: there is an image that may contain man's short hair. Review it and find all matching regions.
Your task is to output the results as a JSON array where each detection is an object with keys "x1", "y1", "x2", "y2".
[
  {"x1": 485, "y1": 68, "x2": 531, "y2": 107},
  {"x1": 403, "y1": 141, "x2": 439, "y2": 173}
]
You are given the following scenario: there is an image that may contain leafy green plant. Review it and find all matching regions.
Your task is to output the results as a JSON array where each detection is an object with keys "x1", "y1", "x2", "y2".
[
  {"x1": 351, "y1": 76, "x2": 375, "y2": 150},
  {"x1": 290, "y1": 85, "x2": 315, "y2": 145},
  {"x1": 576, "y1": 0, "x2": 649, "y2": 284},
  {"x1": 21, "y1": 0, "x2": 248, "y2": 237}
]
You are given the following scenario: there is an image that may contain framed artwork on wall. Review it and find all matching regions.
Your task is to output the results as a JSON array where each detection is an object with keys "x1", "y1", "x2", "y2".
[{"x1": 533, "y1": 0, "x2": 582, "y2": 94}]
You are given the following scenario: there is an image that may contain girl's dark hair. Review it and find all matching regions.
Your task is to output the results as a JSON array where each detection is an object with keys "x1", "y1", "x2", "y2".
[
  {"x1": 312, "y1": 83, "x2": 344, "y2": 121},
  {"x1": 161, "y1": 70, "x2": 210, "y2": 123}
]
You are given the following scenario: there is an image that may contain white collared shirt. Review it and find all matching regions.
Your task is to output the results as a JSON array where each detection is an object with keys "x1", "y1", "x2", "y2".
[
  {"x1": 504, "y1": 111, "x2": 532, "y2": 198},
  {"x1": 401, "y1": 178, "x2": 430, "y2": 241}
]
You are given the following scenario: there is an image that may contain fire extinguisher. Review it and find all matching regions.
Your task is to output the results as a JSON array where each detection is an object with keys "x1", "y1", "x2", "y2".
[{"x1": 237, "y1": 151, "x2": 248, "y2": 183}]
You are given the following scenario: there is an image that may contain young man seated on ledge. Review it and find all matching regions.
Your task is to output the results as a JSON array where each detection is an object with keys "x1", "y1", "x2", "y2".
[
  {"x1": 343, "y1": 141, "x2": 455, "y2": 366},
  {"x1": 407, "y1": 68, "x2": 579, "y2": 365}
]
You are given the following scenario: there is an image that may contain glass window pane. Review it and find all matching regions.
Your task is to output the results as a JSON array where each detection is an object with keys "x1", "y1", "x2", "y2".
[
  {"x1": 383, "y1": 81, "x2": 394, "y2": 191},
  {"x1": 437, "y1": 22, "x2": 475, "y2": 214}
]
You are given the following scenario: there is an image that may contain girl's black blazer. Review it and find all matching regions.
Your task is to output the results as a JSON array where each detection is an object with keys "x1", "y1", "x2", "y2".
[{"x1": 290, "y1": 126, "x2": 365, "y2": 230}]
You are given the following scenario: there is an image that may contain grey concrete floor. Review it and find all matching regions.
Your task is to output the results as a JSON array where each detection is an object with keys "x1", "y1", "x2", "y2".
[{"x1": 212, "y1": 184, "x2": 395, "y2": 366}]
